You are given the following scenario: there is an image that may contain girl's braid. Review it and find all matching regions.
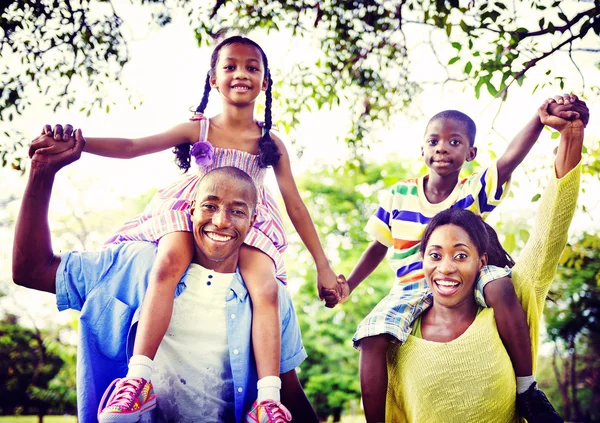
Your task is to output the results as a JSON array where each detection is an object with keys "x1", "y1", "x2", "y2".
[
  {"x1": 173, "y1": 73, "x2": 212, "y2": 172},
  {"x1": 258, "y1": 69, "x2": 281, "y2": 168}
]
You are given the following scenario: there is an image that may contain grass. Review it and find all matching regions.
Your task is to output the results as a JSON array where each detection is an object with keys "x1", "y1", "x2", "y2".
[
  {"x1": 0, "y1": 418, "x2": 77, "y2": 423},
  {"x1": 0, "y1": 415, "x2": 366, "y2": 423}
]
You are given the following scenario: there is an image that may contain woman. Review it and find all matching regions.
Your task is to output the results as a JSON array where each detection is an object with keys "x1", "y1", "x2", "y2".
[{"x1": 385, "y1": 97, "x2": 588, "y2": 423}]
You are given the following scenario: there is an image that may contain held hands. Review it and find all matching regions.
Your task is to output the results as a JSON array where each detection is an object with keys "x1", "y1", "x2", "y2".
[
  {"x1": 320, "y1": 272, "x2": 350, "y2": 309},
  {"x1": 29, "y1": 124, "x2": 79, "y2": 158},
  {"x1": 29, "y1": 127, "x2": 85, "y2": 172},
  {"x1": 540, "y1": 94, "x2": 588, "y2": 133}
]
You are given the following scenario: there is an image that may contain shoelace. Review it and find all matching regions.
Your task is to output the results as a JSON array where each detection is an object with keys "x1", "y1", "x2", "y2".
[
  {"x1": 98, "y1": 377, "x2": 145, "y2": 416},
  {"x1": 260, "y1": 400, "x2": 292, "y2": 423}
]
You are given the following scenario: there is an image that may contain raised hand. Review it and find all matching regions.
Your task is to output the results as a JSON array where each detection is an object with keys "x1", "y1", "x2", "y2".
[
  {"x1": 30, "y1": 128, "x2": 86, "y2": 173},
  {"x1": 539, "y1": 94, "x2": 588, "y2": 133},
  {"x1": 30, "y1": 124, "x2": 78, "y2": 158}
]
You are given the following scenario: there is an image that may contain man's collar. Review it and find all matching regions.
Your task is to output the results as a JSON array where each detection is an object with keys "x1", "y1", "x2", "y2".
[{"x1": 229, "y1": 268, "x2": 249, "y2": 301}]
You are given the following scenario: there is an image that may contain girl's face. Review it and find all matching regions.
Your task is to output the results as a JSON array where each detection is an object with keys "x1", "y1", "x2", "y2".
[
  {"x1": 422, "y1": 223, "x2": 487, "y2": 309},
  {"x1": 211, "y1": 43, "x2": 268, "y2": 106}
]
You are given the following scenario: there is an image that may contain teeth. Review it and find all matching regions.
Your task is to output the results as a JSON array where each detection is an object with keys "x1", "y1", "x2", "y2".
[
  {"x1": 207, "y1": 233, "x2": 232, "y2": 241},
  {"x1": 436, "y1": 280, "x2": 458, "y2": 286}
]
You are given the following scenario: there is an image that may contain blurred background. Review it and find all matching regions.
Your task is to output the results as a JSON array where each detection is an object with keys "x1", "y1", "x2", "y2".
[{"x1": 1, "y1": 1, "x2": 599, "y2": 421}]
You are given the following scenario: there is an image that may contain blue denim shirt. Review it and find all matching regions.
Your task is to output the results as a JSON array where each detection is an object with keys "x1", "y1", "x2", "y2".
[{"x1": 55, "y1": 242, "x2": 307, "y2": 423}]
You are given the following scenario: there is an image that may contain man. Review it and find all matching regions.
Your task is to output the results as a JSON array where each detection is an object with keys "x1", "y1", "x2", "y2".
[{"x1": 13, "y1": 129, "x2": 318, "y2": 423}]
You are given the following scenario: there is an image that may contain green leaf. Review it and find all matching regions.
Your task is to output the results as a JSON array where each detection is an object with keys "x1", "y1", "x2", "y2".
[
  {"x1": 531, "y1": 193, "x2": 542, "y2": 202},
  {"x1": 451, "y1": 42, "x2": 462, "y2": 51},
  {"x1": 485, "y1": 81, "x2": 498, "y2": 97},
  {"x1": 504, "y1": 232, "x2": 516, "y2": 253},
  {"x1": 448, "y1": 56, "x2": 460, "y2": 65},
  {"x1": 551, "y1": 131, "x2": 560, "y2": 139},
  {"x1": 464, "y1": 61, "x2": 472, "y2": 74}
]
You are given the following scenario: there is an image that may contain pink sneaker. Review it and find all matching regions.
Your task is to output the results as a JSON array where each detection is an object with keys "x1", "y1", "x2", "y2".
[
  {"x1": 245, "y1": 399, "x2": 292, "y2": 423},
  {"x1": 97, "y1": 377, "x2": 156, "y2": 422}
]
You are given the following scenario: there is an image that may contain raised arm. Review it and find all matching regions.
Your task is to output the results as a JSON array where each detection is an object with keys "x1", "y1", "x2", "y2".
[
  {"x1": 512, "y1": 100, "x2": 587, "y2": 302},
  {"x1": 496, "y1": 94, "x2": 584, "y2": 186},
  {"x1": 271, "y1": 135, "x2": 341, "y2": 301},
  {"x1": 32, "y1": 121, "x2": 198, "y2": 159},
  {"x1": 12, "y1": 130, "x2": 85, "y2": 293}
]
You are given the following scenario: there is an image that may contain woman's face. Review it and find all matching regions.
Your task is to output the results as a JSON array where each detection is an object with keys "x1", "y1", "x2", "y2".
[{"x1": 423, "y1": 223, "x2": 487, "y2": 308}]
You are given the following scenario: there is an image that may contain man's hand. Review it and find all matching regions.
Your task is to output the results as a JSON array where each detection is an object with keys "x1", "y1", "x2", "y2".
[{"x1": 30, "y1": 128, "x2": 85, "y2": 173}]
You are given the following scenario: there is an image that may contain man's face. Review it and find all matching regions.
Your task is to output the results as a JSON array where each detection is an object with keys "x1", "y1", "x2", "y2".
[{"x1": 190, "y1": 175, "x2": 255, "y2": 272}]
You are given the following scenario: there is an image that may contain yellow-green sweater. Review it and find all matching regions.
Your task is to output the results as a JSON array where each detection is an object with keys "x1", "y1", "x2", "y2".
[{"x1": 386, "y1": 163, "x2": 581, "y2": 423}]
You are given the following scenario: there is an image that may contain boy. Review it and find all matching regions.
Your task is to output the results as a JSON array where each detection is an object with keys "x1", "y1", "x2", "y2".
[{"x1": 337, "y1": 95, "x2": 584, "y2": 423}]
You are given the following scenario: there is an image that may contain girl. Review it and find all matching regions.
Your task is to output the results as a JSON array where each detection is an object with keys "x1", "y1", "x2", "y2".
[{"x1": 39, "y1": 36, "x2": 340, "y2": 422}]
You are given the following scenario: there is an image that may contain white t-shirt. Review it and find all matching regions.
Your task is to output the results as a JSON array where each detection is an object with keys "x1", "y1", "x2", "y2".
[{"x1": 152, "y1": 264, "x2": 236, "y2": 423}]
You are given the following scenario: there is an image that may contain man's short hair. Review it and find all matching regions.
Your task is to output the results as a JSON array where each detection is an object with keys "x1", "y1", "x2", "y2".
[{"x1": 197, "y1": 167, "x2": 258, "y2": 212}]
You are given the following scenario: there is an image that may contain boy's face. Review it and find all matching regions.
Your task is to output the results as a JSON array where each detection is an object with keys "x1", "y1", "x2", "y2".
[{"x1": 421, "y1": 118, "x2": 477, "y2": 177}]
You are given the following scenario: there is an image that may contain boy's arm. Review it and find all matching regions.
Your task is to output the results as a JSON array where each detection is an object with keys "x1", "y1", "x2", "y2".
[
  {"x1": 496, "y1": 94, "x2": 583, "y2": 187},
  {"x1": 280, "y1": 370, "x2": 319, "y2": 423},
  {"x1": 346, "y1": 240, "x2": 388, "y2": 294},
  {"x1": 31, "y1": 121, "x2": 197, "y2": 159}
]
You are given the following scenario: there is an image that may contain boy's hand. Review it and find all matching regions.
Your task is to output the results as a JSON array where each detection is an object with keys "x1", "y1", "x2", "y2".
[
  {"x1": 539, "y1": 95, "x2": 588, "y2": 133},
  {"x1": 545, "y1": 94, "x2": 589, "y2": 126},
  {"x1": 29, "y1": 124, "x2": 79, "y2": 158},
  {"x1": 320, "y1": 273, "x2": 350, "y2": 308}
]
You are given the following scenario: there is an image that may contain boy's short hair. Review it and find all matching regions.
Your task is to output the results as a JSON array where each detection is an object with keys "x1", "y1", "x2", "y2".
[{"x1": 427, "y1": 110, "x2": 477, "y2": 146}]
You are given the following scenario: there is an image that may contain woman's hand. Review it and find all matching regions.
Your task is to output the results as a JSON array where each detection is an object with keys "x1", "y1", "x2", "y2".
[{"x1": 539, "y1": 94, "x2": 588, "y2": 133}]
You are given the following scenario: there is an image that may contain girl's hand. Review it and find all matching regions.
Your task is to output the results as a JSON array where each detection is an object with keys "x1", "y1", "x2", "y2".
[
  {"x1": 322, "y1": 274, "x2": 350, "y2": 308},
  {"x1": 317, "y1": 265, "x2": 340, "y2": 300},
  {"x1": 29, "y1": 124, "x2": 79, "y2": 158}
]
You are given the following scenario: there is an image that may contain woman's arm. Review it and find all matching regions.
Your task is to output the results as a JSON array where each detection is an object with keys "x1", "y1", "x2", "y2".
[
  {"x1": 512, "y1": 108, "x2": 585, "y2": 302},
  {"x1": 35, "y1": 121, "x2": 199, "y2": 159},
  {"x1": 271, "y1": 135, "x2": 340, "y2": 297}
]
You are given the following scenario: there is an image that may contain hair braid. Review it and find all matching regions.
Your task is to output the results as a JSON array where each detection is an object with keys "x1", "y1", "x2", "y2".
[
  {"x1": 173, "y1": 73, "x2": 212, "y2": 173},
  {"x1": 258, "y1": 69, "x2": 281, "y2": 168}
]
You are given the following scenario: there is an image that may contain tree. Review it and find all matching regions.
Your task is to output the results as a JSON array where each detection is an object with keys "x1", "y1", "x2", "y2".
[
  {"x1": 2, "y1": 0, "x2": 598, "y2": 170},
  {"x1": 289, "y1": 157, "x2": 411, "y2": 420},
  {"x1": 0, "y1": 314, "x2": 71, "y2": 421},
  {"x1": 544, "y1": 233, "x2": 600, "y2": 422}
]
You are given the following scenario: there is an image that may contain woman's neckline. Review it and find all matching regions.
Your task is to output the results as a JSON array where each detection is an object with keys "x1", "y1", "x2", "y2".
[{"x1": 410, "y1": 306, "x2": 485, "y2": 345}]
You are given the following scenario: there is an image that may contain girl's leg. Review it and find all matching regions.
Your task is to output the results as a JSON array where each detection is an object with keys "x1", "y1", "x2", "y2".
[
  {"x1": 99, "y1": 232, "x2": 194, "y2": 421},
  {"x1": 239, "y1": 245, "x2": 282, "y2": 400},
  {"x1": 360, "y1": 334, "x2": 392, "y2": 423},
  {"x1": 132, "y1": 231, "x2": 194, "y2": 362}
]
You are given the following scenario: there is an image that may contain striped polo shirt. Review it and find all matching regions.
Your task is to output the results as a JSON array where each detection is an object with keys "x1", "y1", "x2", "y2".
[{"x1": 365, "y1": 161, "x2": 510, "y2": 283}]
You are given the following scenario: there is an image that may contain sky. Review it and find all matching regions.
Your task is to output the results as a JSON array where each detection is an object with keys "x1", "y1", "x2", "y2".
[{"x1": 0, "y1": 3, "x2": 599, "y2": 328}]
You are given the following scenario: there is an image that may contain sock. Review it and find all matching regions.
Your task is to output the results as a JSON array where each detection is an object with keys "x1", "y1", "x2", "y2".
[
  {"x1": 516, "y1": 375, "x2": 536, "y2": 394},
  {"x1": 126, "y1": 354, "x2": 154, "y2": 382},
  {"x1": 257, "y1": 376, "x2": 281, "y2": 402}
]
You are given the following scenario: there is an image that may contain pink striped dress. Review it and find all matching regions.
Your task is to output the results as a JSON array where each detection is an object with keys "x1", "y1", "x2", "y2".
[{"x1": 106, "y1": 116, "x2": 289, "y2": 282}]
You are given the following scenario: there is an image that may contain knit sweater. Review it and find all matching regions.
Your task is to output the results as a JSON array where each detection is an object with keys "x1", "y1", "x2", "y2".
[{"x1": 385, "y1": 163, "x2": 581, "y2": 423}]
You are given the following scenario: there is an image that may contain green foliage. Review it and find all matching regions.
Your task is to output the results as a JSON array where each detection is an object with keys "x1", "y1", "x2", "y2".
[
  {"x1": 0, "y1": 314, "x2": 75, "y2": 416},
  {"x1": 1, "y1": 0, "x2": 598, "y2": 167},
  {"x1": 543, "y1": 233, "x2": 600, "y2": 421},
  {"x1": 290, "y1": 158, "x2": 411, "y2": 420}
]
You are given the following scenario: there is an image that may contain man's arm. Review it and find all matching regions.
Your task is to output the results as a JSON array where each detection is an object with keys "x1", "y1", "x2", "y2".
[
  {"x1": 496, "y1": 94, "x2": 584, "y2": 186},
  {"x1": 280, "y1": 370, "x2": 318, "y2": 423},
  {"x1": 12, "y1": 130, "x2": 85, "y2": 293}
]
